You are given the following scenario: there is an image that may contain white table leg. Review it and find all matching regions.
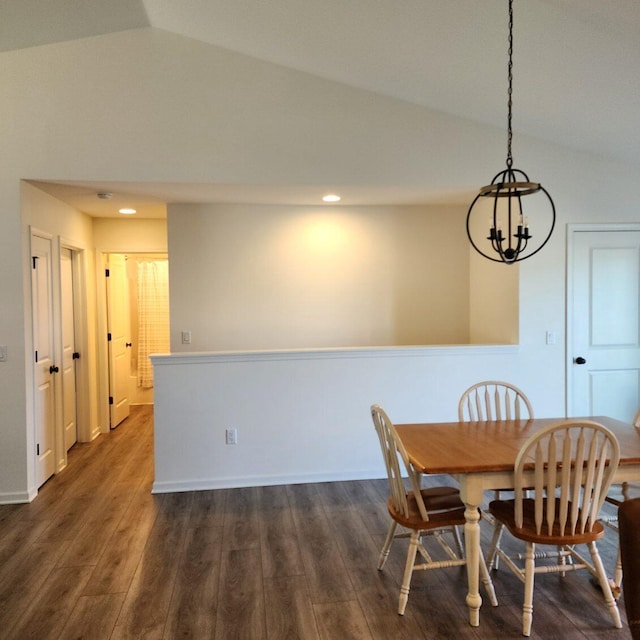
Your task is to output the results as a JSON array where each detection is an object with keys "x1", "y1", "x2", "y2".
[{"x1": 458, "y1": 478, "x2": 484, "y2": 627}]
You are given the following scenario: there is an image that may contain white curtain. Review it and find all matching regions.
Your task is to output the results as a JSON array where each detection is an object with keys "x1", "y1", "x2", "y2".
[{"x1": 137, "y1": 261, "x2": 170, "y2": 388}]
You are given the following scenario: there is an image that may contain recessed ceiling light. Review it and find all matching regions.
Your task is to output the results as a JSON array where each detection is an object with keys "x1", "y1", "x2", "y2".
[
  {"x1": 322, "y1": 194, "x2": 341, "y2": 203},
  {"x1": 119, "y1": 208, "x2": 137, "y2": 215}
]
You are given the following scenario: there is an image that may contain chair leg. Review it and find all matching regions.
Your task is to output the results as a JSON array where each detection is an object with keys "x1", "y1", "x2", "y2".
[
  {"x1": 490, "y1": 490, "x2": 502, "y2": 570},
  {"x1": 492, "y1": 525, "x2": 502, "y2": 570},
  {"x1": 522, "y1": 542, "x2": 536, "y2": 637},
  {"x1": 398, "y1": 530, "x2": 419, "y2": 615},
  {"x1": 378, "y1": 520, "x2": 398, "y2": 570},
  {"x1": 486, "y1": 521, "x2": 504, "y2": 572},
  {"x1": 558, "y1": 544, "x2": 569, "y2": 577},
  {"x1": 613, "y1": 544, "x2": 623, "y2": 594},
  {"x1": 479, "y1": 548, "x2": 498, "y2": 606},
  {"x1": 452, "y1": 524, "x2": 464, "y2": 557},
  {"x1": 588, "y1": 541, "x2": 622, "y2": 629}
]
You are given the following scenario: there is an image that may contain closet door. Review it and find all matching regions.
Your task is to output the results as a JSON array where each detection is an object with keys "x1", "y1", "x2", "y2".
[
  {"x1": 569, "y1": 227, "x2": 640, "y2": 421},
  {"x1": 31, "y1": 234, "x2": 56, "y2": 486}
]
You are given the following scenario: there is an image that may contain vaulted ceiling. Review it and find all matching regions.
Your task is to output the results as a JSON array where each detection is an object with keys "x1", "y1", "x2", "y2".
[{"x1": 5, "y1": 0, "x2": 640, "y2": 214}]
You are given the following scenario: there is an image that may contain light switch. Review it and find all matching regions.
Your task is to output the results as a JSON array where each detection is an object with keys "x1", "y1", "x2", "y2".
[
  {"x1": 181, "y1": 331, "x2": 191, "y2": 345},
  {"x1": 0, "y1": 345, "x2": 7, "y2": 361}
]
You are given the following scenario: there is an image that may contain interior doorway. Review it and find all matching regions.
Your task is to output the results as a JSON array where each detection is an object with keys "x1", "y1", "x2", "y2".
[
  {"x1": 105, "y1": 253, "x2": 169, "y2": 427},
  {"x1": 106, "y1": 253, "x2": 131, "y2": 428}
]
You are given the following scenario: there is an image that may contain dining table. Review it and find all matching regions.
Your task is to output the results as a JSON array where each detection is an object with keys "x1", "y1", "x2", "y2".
[{"x1": 395, "y1": 415, "x2": 640, "y2": 627}]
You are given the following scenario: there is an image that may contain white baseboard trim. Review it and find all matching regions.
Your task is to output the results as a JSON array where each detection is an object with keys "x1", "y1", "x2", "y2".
[
  {"x1": 0, "y1": 488, "x2": 37, "y2": 504},
  {"x1": 152, "y1": 469, "x2": 386, "y2": 494}
]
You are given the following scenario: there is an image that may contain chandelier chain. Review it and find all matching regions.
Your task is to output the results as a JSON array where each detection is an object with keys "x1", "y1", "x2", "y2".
[{"x1": 506, "y1": 0, "x2": 514, "y2": 169}]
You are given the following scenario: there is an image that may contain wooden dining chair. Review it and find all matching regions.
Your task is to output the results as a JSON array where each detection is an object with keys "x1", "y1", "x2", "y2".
[
  {"x1": 487, "y1": 419, "x2": 622, "y2": 637},
  {"x1": 458, "y1": 380, "x2": 533, "y2": 422},
  {"x1": 370, "y1": 404, "x2": 497, "y2": 615},
  {"x1": 600, "y1": 408, "x2": 640, "y2": 594},
  {"x1": 459, "y1": 380, "x2": 534, "y2": 569}
]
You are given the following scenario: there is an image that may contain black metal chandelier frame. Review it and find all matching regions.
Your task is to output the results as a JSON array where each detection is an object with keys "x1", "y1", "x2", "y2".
[{"x1": 466, "y1": 0, "x2": 556, "y2": 264}]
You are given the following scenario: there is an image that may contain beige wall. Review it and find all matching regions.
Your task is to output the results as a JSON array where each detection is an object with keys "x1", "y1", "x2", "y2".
[
  {"x1": 2, "y1": 27, "x2": 640, "y2": 500},
  {"x1": 93, "y1": 218, "x2": 168, "y2": 253},
  {"x1": 168, "y1": 203, "x2": 470, "y2": 351}
]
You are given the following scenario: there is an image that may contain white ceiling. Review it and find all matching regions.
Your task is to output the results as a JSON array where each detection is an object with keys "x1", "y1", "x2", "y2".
[{"x1": 8, "y1": 0, "x2": 640, "y2": 216}]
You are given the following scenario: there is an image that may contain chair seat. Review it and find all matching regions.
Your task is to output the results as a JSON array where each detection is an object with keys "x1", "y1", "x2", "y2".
[
  {"x1": 605, "y1": 482, "x2": 640, "y2": 506},
  {"x1": 389, "y1": 488, "x2": 466, "y2": 531},
  {"x1": 490, "y1": 498, "x2": 606, "y2": 545},
  {"x1": 415, "y1": 485, "x2": 463, "y2": 509}
]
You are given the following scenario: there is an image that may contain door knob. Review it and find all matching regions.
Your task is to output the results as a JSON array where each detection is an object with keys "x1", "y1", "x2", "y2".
[
  {"x1": 49, "y1": 365, "x2": 59, "y2": 374},
  {"x1": 125, "y1": 342, "x2": 132, "y2": 348},
  {"x1": 574, "y1": 357, "x2": 587, "y2": 365}
]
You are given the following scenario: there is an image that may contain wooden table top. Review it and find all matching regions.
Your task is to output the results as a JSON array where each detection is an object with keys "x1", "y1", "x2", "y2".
[{"x1": 395, "y1": 416, "x2": 640, "y2": 475}]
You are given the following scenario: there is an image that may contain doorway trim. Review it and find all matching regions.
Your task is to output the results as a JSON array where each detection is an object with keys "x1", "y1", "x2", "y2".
[
  {"x1": 566, "y1": 222, "x2": 640, "y2": 417},
  {"x1": 59, "y1": 237, "x2": 93, "y2": 446},
  {"x1": 96, "y1": 252, "x2": 113, "y2": 434}
]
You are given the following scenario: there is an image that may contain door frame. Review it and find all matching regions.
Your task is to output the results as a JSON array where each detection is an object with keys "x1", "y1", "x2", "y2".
[
  {"x1": 59, "y1": 237, "x2": 93, "y2": 446},
  {"x1": 566, "y1": 222, "x2": 640, "y2": 417}
]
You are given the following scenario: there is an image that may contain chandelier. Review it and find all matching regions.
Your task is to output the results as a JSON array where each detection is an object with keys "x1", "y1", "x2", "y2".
[{"x1": 466, "y1": 0, "x2": 556, "y2": 264}]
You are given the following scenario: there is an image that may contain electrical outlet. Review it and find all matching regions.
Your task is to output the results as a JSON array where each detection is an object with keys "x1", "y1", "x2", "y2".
[{"x1": 226, "y1": 428, "x2": 238, "y2": 445}]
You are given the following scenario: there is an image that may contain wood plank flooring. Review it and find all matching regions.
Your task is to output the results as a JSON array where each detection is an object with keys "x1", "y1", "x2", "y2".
[{"x1": 0, "y1": 405, "x2": 632, "y2": 639}]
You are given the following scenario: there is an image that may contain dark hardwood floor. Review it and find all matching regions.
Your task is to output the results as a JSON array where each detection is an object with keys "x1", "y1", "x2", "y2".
[{"x1": 0, "y1": 405, "x2": 632, "y2": 639}]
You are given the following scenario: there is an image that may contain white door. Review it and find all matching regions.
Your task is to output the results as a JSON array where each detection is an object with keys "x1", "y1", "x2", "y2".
[
  {"x1": 569, "y1": 228, "x2": 640, "y2": 422},
  {"x1": 31, "y1": 234, "x2": 56, "y2": 486},
  {"x1": 61, "y1": 248, "x2": 78, "y2": 450},
  {"x1": 106, "y1": 254, "x2": 131, "y2": 428}
]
